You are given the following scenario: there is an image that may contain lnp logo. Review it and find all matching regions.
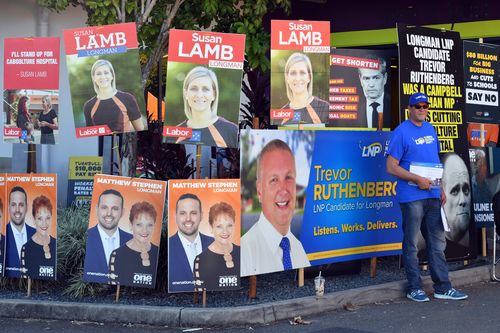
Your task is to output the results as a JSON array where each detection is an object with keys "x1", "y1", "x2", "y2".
[
  {"x1": 414, "y1": 137, "x2": 425, "y2": 145},
  {"x1": 361, "y1": 142, "x2": 382, "y2": 157},
  {"x1": 413, "y1": 135, "x2": 435, "y2": 145}
]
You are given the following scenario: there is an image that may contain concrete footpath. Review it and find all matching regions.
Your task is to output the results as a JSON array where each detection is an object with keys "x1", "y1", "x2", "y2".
[{"x1": 0, "y1": 265, "x2": 491, "y2": 328}]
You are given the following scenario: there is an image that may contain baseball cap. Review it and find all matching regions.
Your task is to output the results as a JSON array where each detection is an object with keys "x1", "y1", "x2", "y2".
[{"x1": 408, "y1": 92, "x2": 430, "y2": 106}]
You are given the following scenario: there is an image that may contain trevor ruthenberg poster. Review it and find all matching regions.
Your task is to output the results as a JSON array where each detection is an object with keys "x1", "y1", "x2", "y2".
[
  {"x1": 66, "y1": 156, "x2": 103, "y2": 207},
  {"x1": 5, "y1": 174, "x2": 57, "y2": 280},
  {"x1": 64, "y1": 23, "x2": 147, "y2": 138},
  {"x1": 167, "y1": 179, "x2": 240, "y2": 293},
  {"x1": 240, "y1": 130, "x2": 402, "y2": 272},
  {"x1": 163, "y1": 30, "x2": 245, "y2": 148},
  {"x1": 3, "y1": 37, "x2": 60, "y2": 144},
  {"x1": 300, "y1": 131, "x2": 402, "y2": 265},
  {"x1": 83, "y1": 175, "x2": 166, "y2": 288},
  {"x1": 270, "y1": 20, "x2": 330, "y2": 128},
  {"x1": 398, "y1": 25, "x2": 475, "y2": 261},
  {"x1": 329, "y1": 49, "x2": 393, "y2": 130}
]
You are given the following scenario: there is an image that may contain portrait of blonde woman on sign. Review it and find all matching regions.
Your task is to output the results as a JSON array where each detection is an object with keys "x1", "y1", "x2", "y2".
[
  {"x1": 109, "y1": 201, "x2": 158, "y2": 287},
  {"x1": 38, "y1": 95, "x2": 59, "y2": 144},
  {"x1": 83, "y1": 59, "x2": 145, "y2": 133},
  {"x1": 280, "y1": 52, "x2": 329, "y2": 126},
  {"x1": 173, "y1": 66, "x2": 238, "y2": 148},
  {"x1": 20, "y1": 195, "x2": 56, "y2": 280},
  {"x1": 193, "y1": 202, "x2": 240, "y2": 291}
]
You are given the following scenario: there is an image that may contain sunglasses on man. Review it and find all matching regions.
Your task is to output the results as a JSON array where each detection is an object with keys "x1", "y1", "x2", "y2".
[{"x1": 412, "y1": 104, "x2": 429, "y2": 110}]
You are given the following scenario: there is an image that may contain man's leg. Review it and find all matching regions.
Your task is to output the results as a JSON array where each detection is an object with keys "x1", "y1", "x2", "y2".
[
  {"x1": 421, "y1": 198, "x2": 451, "y2": 294},
  {"x1": 400, "y1": 200, "x2": 425, "y2": 292}
]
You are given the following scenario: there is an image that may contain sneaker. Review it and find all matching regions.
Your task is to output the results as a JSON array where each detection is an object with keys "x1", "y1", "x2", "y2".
[
  {"x1": 434, "y1": 288, "x2": 468, "y2": 300},
  {"x1": 407, "y1": 289, "x2": 430, "y2": 302}
]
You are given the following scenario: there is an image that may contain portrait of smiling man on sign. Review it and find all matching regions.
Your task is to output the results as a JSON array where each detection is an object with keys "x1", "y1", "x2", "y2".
[
  {"x1": 241, "y1": 139, "x2": 310, "y2": 276},
  {"x1": 83, "y1": 189, "x2": 132, "y2": 283}
]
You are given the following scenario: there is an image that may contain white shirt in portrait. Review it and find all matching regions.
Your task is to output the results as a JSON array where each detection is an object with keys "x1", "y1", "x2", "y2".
[
  {"x1": 97, "y1": 224, "x2": 121, "y2": 265},
  {"x1": 241, "y1": 213, "x2": 310, "y2": 277},
  {"x1": 178, "y1": 231, "x2": 202, "y2": 273}
]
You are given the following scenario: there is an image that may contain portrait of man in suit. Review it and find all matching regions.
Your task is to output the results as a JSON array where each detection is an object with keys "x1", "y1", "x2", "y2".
[
  {"x1": 357, "y1": 55, "x2": 391, "y2": 130},
  {"x1": 168, "y1": 193, "x2": 213, "y2": 292},
  {"x1": 83, "y1": 189, "x2": 132, "y2": 283},
  {"x1": 5, "y1": 186, "x2": 35, "y2": 277}
]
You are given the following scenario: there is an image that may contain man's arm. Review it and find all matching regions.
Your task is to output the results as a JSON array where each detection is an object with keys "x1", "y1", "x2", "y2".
[{"x1": 386, "y1": 154, "x2": 432, "y2": 190}]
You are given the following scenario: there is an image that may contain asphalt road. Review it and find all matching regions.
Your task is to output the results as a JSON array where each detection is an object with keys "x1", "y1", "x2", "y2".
[{"x1": 1, "y1": 281, "x2": 499, "y2": 333}]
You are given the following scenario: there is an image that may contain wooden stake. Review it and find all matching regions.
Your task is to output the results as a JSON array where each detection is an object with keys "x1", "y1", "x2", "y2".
[
  {"x1": 110, "y1": 135, "x2": 115, "y2": 174},
  {"x1": 193, "y1": 290, "x2": 198, "y2": 304},
  {"x1": 482, "y1": 227, "x2": 487, "y2": 257},
  {"x1": 157, "y1": 59, "x2": 163, "y2": 124},
  {"x1": 249, "y1": 115, "x2": 260, "y2": 298},
  {"x1": 478, "y1": 121, "x2": 487, "y2": 257},
  {"x1": 112, "y1": 134, "x2": 123, "y2": 176},
  {"x1": 196, "y1": 145, "x2": 202, "y2": 179},
  {"x1": 370, "y1": 257, "x2": 377, "y2": 278},
  {"x1": 27, "y1": 278, "x2": 32, "y2": 298},
  {"x1": 252, "y1": 117, "x2": 259, "y2": 129},
  {"x1": 248, "y1": 275, "x2": 257, "y2": 299},
  {"x1": 202, "y1": 289, "x2": 207, "y2": 308},
  {"x1": 298, "y1": 268, "x2": 304, "y2": 287},
  {"x1": 27, "y1": 144, "x2": 36, "y2": 173},
  {"x1": 115, "y1": 285, "x2": 120, "y2": 303},
  {"x1": 377, "y1": 113, "x2": 383, "y2": 131}
]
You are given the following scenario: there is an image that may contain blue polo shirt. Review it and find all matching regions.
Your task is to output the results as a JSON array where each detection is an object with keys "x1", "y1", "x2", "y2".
[{"x1": 387, "y1": 119, "x2": 441, "y2": 203}]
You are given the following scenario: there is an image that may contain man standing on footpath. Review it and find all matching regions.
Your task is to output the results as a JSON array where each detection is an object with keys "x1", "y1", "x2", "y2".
[{"x1": 386, "y1": 92, "x2": 468, "y2": 302}]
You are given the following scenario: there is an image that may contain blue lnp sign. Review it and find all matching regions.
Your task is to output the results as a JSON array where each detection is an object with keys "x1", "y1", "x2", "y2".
[{"x1": 301, "y1": 130, "x2": 402, "y2": 265}]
